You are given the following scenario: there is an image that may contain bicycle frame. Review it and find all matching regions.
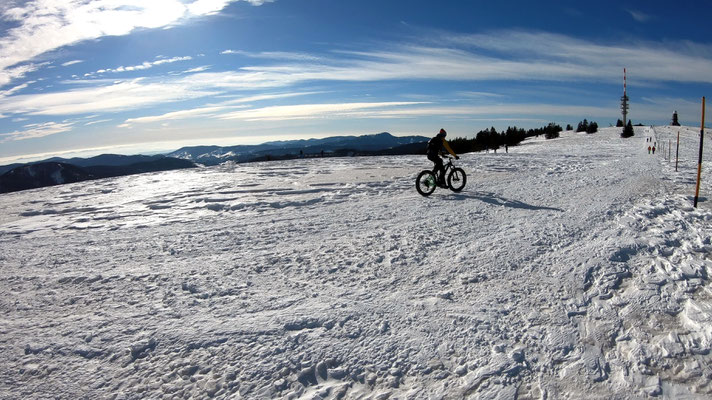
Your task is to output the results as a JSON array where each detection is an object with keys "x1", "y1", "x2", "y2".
[{"x1": 433, "y1": 156, "x2": 455, "y2": 177}]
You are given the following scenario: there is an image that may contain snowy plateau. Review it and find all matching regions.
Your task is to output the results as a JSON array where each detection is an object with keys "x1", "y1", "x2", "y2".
[{"x1": 2, "y1": 126, "x2": 712, "y2": 400}]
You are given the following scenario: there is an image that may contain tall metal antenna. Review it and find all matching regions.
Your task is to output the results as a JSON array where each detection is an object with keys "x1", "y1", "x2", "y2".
[{"x1": 621, "y1": 68, "x2": 629, "y2": 126}]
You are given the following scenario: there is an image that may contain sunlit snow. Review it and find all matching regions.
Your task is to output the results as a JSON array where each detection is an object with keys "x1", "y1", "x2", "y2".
[{"x1": 1, "y1": 126, "x2": 712, "y2": 399}]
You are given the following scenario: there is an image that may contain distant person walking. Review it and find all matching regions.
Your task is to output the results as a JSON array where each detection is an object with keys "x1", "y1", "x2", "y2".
[
  {"x1": 648, "y1": 146, "x2": 651, "y2": 154},
  {"x1": 652, "y1": 145, "x2": 656, "y2": 154}
]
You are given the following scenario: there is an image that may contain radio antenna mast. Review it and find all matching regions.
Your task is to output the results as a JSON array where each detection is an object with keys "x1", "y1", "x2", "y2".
[{"x1": 621, "y1": 68, "x2": 629, "y2": 126}]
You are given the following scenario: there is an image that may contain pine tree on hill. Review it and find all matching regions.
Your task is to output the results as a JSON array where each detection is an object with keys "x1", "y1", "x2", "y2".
[
  {"x1": 621, "y1": 120, "x2": 635, "y2": 138},
  {"x1": 544, "y1": 123, "x2": 562, "y2": 139},
  {"x1": 576, "y1": 119, "x2": 589, "y2": 133}
]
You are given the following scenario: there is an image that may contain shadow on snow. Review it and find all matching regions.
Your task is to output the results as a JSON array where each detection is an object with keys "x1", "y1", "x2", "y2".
[{"x1": 444, "y1": 191, "x2": 564, "y2": 212}]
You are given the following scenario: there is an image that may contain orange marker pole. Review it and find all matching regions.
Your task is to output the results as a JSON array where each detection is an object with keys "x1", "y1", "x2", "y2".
[{"x1": 694, "y1": 97, "x2": 706, "y2": 208}]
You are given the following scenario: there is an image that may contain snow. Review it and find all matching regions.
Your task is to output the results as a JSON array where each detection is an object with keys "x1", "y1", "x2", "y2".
[{"x1": 1, "y1": 126, "x2": 712, "y2": 399}]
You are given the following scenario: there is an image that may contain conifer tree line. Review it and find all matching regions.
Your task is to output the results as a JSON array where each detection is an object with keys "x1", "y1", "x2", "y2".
[
  {"x1": 446, "y1": 119, "x2": 610, "y2": 154},
  {"x1": 446, "y1": 118, "x2": 614, "y2": 153},
  {"x1": 576, "y1": 119, "x2": 598, "y2": 133},
  {"x1": 448, "y1": 123, "x2": 564, "y2": 153}
]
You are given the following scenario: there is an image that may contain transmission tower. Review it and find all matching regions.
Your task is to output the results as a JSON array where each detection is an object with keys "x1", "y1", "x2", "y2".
[{"x1": 621, "y1": 68, "x2": 629, "y2": 126}]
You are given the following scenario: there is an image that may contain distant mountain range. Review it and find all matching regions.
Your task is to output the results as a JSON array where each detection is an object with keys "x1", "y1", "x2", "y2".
[
  {"x1": 0, "y1": 158, "x2": 196, "y2": 194},
  {"x1": 0, "y1": 132, "x2": 428, "y2": 193},
  {"x1": 0, "y1": 154, "x2": 170, "y2": 176},
  {"x1": 166, "y1": 132, "x2": 428, "y2": 165}
]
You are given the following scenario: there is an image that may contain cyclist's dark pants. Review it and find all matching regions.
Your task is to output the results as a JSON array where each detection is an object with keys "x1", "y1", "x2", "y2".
[{"x1": 427, "y1": 153, "x2": 444, "y2": 181}]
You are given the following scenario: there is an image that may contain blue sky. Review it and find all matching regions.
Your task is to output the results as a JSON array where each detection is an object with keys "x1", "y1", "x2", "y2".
[{"x1": 1, "y1": 0, "x2": 711, "y2": 163}]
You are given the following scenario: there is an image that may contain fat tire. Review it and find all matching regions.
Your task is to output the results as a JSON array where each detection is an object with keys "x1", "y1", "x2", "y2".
[
  {"x1": 447, "y1": 167, "x2": 466, "y2": 192},
  {"x1": 416, "y1": 170, "x2": 437, "y2": 196}
]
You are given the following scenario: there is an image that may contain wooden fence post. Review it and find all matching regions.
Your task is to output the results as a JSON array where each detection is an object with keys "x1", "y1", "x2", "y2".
[{"x1": 694, "y1": 97, "x2": 706, "y2": 208}]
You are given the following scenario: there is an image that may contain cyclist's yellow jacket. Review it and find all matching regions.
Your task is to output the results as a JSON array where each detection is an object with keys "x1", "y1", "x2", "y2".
[{"x1": 441, "y1": 139, "x2": 457, "y2": 158}]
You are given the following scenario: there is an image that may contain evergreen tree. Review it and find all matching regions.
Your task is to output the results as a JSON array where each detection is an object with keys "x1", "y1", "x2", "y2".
[
  {"x1": 621, "y1": 120, "x2": 635, "y2": 138},
  {"x1": 566, "y1": 124, "x2": 573, "y2": 131},
  {"x1": 544, "y1": 123, "x2": 562, "y2": 139},
  {"x1": 576, "y1": 119, "x2": 589, "y2": 133},
  {"x1": 488, "y1": 127, "x2": 500, "y2": 150},
  {"x1": 616, "y1": 119, "x2": 624, "y2": 127},
  {"x1": 476, "y1": 129, "x2": 491, "y2": 148},
  {"x1": 586, "y1": 121, "x2": 598, "y2": 133}
]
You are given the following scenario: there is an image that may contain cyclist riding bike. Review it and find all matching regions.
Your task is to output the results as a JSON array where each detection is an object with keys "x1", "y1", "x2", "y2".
[{"x1": 427, "y1": 129, "x2": 459, "y2": 187}]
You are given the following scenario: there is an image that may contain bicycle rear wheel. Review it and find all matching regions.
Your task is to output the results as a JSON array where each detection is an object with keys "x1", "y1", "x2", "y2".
[
  {"x1": 416, "y1": 170, "x2": 437, "y2": 196},
  {"x1": 447, "y1": 167, "x2": 466, "y2": 192}
]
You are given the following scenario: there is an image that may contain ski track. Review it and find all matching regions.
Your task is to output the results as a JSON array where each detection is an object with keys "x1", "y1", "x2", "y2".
[{"x1": 1, "y1": 127, "x2": 712, "y2": 399}]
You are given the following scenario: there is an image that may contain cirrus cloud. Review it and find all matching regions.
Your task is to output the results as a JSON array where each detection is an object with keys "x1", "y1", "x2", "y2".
[
  {"x1": 84, "y1": 56, "x2": 193, "y2": 77},
  {"x1": 0, "y1": 0, "x2": 270, "y2": 87},
  {"x1": 0, "y1": 121, "x2": 75, "y2": 142},
  {"x1": 0, "y1": 78, "x2": 219, "y2": 116}
]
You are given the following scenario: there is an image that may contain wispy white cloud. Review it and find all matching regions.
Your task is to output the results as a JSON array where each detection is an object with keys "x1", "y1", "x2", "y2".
[
  {"x1": 0, "y1": 81, "x2": 35, "y2": 98},
  {"x1": 221, "y1": 49, "x2": 323, "y2": 61},
  {"x1": 212, "y1": 33, "x2": 712, "y2": 87},
  {"x1": 119, "y1": 91, "x2": 322, "y2": 127},
  {"x1": 436, "y1": 31, "x2": 712, "y2": 84},
  {"x1": 119, "y1": 105, "x2": 238, "y2": 127},
  {"x1": 627, "y1": 9, "x2": 653, "y2": 22},
  {"x1": 84, "y1": 118, "x2": 112, "y2": 126},
  {"x1": 0, "y1": 63, "x2": 41, "y2": 87},
  {"x1": 61, "y1": 60, "x2": 84, "y2": 67},
  {"x1": 218, "y1": 102, "x2": 428, "y2": 121},
  {"x1": 183, "y1": 66, "x2": 211, "y2": 74},
  {"x1": 0, "y1": 78, "x2": 219, "y2": 116},
  {"x1": 0, "y1": 121, "x2": 75, "y2": 142},
  {"x1": 212, "y1": 100, "x2": 675, "y2": 124},
  {"x1": 456, "y1": 91, "x2": 505, "y2": 99},
  {"x1": 0, "y1": 0, "x2": 269, "y2": 88},
  {"x1": 3, "y1": 29, "x2": 712, "y2": 126},
  {"x1": 84, "y1": 56, "x2": 193, "y2": 77},
  {"x1": 240, "y1": 43, "x2": 706, "y2": 92}
]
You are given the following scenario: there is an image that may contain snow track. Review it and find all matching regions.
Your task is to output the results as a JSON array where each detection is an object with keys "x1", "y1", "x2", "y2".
[{"x1": 1, "y1": 127, "x2": 712, "y2": 399}]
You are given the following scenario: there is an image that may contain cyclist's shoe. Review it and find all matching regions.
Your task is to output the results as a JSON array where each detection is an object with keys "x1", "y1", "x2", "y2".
[{"x1": 437, "y1": 178, "x2": 447, "y2": 188}]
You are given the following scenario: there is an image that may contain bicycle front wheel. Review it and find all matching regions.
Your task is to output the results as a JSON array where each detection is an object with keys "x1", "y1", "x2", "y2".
[
  {"x1": 416, "y1": 170, "x2": 437, "y2": 196},
  {"x1": 447, "y1": 167, "x2": 466, "y2": 192}
]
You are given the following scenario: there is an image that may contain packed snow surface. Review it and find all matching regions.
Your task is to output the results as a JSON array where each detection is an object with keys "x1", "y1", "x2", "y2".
[{"x1": 2, "y1": 127, "x2": 712, "y2": 399}]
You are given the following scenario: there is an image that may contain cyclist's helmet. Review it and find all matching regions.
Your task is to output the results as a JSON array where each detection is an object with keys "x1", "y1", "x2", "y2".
[{"x1": 437, "y1": 128, "x2": 447, "y2": 138}]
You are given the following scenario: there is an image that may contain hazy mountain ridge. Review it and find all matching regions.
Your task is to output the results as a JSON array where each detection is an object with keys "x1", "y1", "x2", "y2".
[
  {"x1": 0, "y1": 162, "x2": 95, "y2": 194},
  {"x1": 0, "y1": 154, "x2": 168, "y2": 175},
  {"x1": 1, "y1": 132, "x2": 428, "y2": 176},
  {"x1": 167, "y1": 132, "x2": 429, "y2": 165},
  {"x1": 46, "y1": 154, "x2": 167, "y2": 168},
  {"x1": 0, "y1": 158, "x2": 196, "y2": 194},
  {"x1": 0, "y1": 132, "x2": 427, "y2": 193}
]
